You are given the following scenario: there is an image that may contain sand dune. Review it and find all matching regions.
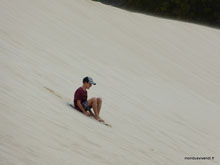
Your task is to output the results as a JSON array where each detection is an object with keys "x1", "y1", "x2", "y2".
[{"x1": 1, "y1": 0, "x2": 220, "y2": 164}]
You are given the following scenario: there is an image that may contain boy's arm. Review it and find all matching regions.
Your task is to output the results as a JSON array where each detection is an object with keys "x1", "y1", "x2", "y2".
[{"x1": 77, "y1": 100, "x2": 89, "y2": 115}]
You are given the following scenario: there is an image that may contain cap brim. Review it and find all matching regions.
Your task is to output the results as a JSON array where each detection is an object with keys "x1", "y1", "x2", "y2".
[{"x1": 89, "y1": 82, "x2": 96, "y2": 85}]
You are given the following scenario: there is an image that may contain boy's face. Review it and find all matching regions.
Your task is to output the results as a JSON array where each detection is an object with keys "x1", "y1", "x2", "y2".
[{"x1": 85, "y1": 82, "x2": 92, "y2": 89}]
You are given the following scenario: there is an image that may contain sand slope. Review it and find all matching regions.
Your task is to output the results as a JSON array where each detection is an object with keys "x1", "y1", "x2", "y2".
[{"x1": 1, "y1": 0, "x2": 220, "y2": 164}]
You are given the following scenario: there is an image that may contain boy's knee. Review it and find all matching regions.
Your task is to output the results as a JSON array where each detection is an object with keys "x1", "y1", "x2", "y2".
[
  {"x1": 91, "y1": 97, "x2": 97, "y2": 103},
  {"x1": 97, "y1": 97, "x2": 102, "y2": 103}
]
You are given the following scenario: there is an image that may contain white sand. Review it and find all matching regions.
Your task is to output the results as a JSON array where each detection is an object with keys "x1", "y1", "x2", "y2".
[{"x1": 1, "y1": 0, "x2": 220, "y2": 164}]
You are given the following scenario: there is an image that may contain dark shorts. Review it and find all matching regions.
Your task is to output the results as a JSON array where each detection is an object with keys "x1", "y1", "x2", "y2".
[{"x1": 82, "y1": 101, "x2": 92, "y2": 111}]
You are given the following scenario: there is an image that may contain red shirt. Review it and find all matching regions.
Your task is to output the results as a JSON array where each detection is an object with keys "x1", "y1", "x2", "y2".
[{"x1": 74, "y1": 87, "x2": 87, "y2": 109}]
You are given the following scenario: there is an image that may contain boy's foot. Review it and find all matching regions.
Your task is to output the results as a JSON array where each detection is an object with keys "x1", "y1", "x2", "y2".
[{"x1": 95, "y1": 116, "x2": 104, "y2": 122}]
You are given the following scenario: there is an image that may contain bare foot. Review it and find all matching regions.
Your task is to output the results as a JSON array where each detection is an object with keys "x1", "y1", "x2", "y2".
[{"x1": 95, "y1": 116, "x2": 104, "y2": 122}]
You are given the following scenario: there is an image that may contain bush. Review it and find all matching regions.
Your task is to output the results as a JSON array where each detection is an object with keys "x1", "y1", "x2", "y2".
[{"x1": 94, "y1": 0, "x2": 220, "y2": 28}]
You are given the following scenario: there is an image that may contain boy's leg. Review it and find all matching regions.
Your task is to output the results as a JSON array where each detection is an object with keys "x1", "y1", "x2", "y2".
[
  {"x1": 87, "y1": 97, "x2": 104, "y2": 121},
  {"x1": 97, "y1": 97, "x2": 102, "y2": 115},
  {"x1": 87, "y1": 98, "x2": 98, "y2": 116}
]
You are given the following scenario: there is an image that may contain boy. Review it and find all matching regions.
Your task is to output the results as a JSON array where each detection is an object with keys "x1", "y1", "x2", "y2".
[{"x1": 74, "y1": 77, "x2": 104, "y2": 122}]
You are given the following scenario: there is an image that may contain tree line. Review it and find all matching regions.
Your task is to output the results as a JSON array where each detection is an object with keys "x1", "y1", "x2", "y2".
[{"x1": 94, "y1": 0, "x2": 220, "y2": 28}]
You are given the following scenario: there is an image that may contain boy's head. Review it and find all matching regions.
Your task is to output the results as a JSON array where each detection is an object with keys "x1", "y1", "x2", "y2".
[{"x1": 83, "y1": 77, "x2": 96, "y2": 89}]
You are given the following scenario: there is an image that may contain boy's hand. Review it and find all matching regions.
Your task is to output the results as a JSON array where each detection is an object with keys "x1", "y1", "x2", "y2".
[
  {"x1": 88, "y1": 110, "x2": 95, "y2": 117},
  {"x1": 83, "y1": 111, "x2": 90, "y2": 116}
]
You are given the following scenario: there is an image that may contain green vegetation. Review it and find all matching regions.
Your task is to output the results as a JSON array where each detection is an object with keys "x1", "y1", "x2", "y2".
[{"x1": 94, "y1": 0, "x2": 220, "y2": 28}]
